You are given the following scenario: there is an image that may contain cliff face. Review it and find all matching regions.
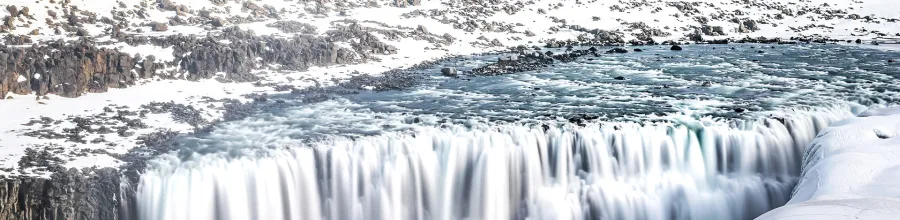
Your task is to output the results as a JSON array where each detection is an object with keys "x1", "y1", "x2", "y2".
[
  {"x1": 0, "y1": 24, "x2": 396, "y2": 100},
  {"x1": 0, "y1": 40, "x2": 159, "y2": 99},
  {"x1": 0, "y1": 168, "x2": 122, "y2": 220}
]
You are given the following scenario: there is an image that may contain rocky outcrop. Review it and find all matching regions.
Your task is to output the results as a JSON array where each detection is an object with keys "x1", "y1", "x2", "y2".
[
  {"x1": 1, "y1": 22, "x2": 396, "y2": 99},
  {"x1": 733, "y1": 18, "x2": 760, "y2": 33},
  {"x1": 170, "y1": 25, "x2": 392, "y2": 81},
  {"x1": 700, "y1": 25, "x2": 725, "y2": 36},
  {"x1": 0, "y1": 168, "x2": 122, "y2": 220},
  {"x1": 0, "y1": 39, "x2": 161, "y2": 98},
  {"x1": 265, "y1": 20, "x2": 317, "y2": 34}
]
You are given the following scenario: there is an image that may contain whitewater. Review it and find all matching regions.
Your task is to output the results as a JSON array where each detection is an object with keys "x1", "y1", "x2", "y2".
[{"x1": 132, "y1": 44, "x2": 898, "y2": 220}]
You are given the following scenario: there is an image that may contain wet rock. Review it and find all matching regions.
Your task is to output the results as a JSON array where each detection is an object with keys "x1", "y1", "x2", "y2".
[
  {"x1": 471, "y1": 51, "x2": 554, "y2": 75},
  {"x1": 634, "y1": 48, "x2": 643, "y2": 52},
  {"x1": 440, "y1": 67, "x2": 457, "y2": 77},
  {"x1": 856, "y1": 39, "x2": 862, "y2": 44},
  {"x1": 614, "y1": 76, "x2": 627, "y2": 80},
  {"x1": 606, "y1": 48, "x2": 628, "y2": 54},
  {"x1": 671, "y1": 45, "x2": 683, "y2": 51}
]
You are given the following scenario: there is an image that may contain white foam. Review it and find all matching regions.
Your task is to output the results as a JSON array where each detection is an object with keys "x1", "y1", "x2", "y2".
[{"x1": 135, "y1": 106, "x2": 853, "y2": 220}]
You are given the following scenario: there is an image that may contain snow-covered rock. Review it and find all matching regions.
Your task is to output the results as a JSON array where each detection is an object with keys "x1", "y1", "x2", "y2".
[
  {"x1": 759, "y1": 106, "x2": 900, "y2": 220},
  {"x1": 0, "y1": 0, "x2": 897, "y2": 177}
]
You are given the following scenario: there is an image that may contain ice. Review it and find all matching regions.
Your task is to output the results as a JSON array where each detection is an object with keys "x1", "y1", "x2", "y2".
[{"x1": 758, "y1": 106, "x2": 900, "y2": 219}]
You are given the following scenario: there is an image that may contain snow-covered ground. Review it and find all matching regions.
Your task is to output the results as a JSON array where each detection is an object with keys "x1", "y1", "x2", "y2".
[
  {"x1": 0, "y1": 0, "x2": 898, "y2": 176},
  {"x1": 758, "y1": 106, "x2": 900, "y2": 220}
]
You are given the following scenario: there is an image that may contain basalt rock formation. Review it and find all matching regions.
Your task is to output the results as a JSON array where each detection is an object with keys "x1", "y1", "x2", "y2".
[
  {"x1": 0, "y1": 23, "x2": 396, "y2": 99},
  {"x1": 0, "y1": 168, "x2": 122, "y2": 220}
]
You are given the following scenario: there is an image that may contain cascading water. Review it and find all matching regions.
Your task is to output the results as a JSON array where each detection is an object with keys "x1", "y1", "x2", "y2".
[{"x1": 135, "y1": 106, "x2": 853, "y2": 220}]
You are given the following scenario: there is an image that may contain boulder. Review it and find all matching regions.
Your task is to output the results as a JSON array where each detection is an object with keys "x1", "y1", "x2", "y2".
[
  {"x1": 211, "y1": 17, "x2": 226, "y2": 27},
  {"x1": 150, "y1": 22, "x2": 168, "y2": 32},
  {"x1": 440, "y1": 67, "x2": 457, "y2": 77},
  {"x1": 671, "y1": 45, "x2": 683, "y2": 51},
  {"x1": 605, "y1": 48, "x2": 628, "y2": 54}
]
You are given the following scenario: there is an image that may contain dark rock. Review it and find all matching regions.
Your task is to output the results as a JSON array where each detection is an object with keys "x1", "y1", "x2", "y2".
[
  {"x1": 266, "y1": 20, "x2": 317, "y2": 34},
  {"x1": 210, "y1": 17, "x2": 226, "y2": 27},
  {"x1": 671, "y1": 45, "x2": 683, "y2": 50},
  {"x1": 856, "y1": 39, "x2": 862, "y2": 44},
  {"x1": 634, "y1": 48, "x2": 643, "y2": 52},
  {"x1": 605, "y1": 48, "x2": 628, "y2": 54},
  {"x1": 150, "y1": 22, "x2": 168, "y2": 32},
  {"x1": 700, "y1": 25, "x2": 725, "y2": 36},
  {"x1": 0, "y1": 168, "x2": 121, "y2": 220},
  {"x1": 614, "y1": 76, "x2": 626, "y2": 80},
  {"x1": 440, "y1": 67, "x2": 457, "y2": 77}
]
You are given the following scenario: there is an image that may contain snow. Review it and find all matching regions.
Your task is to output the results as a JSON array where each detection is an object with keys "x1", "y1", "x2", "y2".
[
  {"x1": 0, "y1": 0, "x2": 897, "y2": 178},
  {"x1": 0, "y1": 79, "x2": 270, "y2": 176},
  {"x1": 16, "y1": 75, "x2": 26, "y2": 83},
  {"x1": 758, "y1": 106, "x2": 900, "y2": 220}
]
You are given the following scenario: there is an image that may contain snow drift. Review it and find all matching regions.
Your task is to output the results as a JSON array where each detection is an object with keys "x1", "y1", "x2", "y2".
[{"x1": 758, "y1": 107, "x2": 900, "y2": 220}]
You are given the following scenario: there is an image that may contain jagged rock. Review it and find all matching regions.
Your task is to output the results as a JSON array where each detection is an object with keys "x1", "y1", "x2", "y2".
[
  {"x1": 0, "y1": 168, "x2": 121, "y2": 220},
  {"x1": 210, "y1": 17, "x2": 226, "y2": 27},
  {"x1": 3, "y1": 16, "x2": 14, "y2": 30},
  {"x1": 671, "y1": 45, "x2": 683, "y2": 50},
  {"x1": 266, "y1": 20, "x2": 317, "y2": 34},
  {"x1": 734, "y1": 19, "x2": 760, "y2": 33},
  {"x1": 6, "y1": 6, "x2": 17, "y2": 17},
  {"x1": 700, "y1": 25, "x2": 725, "y2": 36}
]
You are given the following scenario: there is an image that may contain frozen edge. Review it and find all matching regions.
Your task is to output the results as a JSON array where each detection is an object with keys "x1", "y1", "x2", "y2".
[{"x1": 758, "y1": 106, "x2": 900, "y2": 220}]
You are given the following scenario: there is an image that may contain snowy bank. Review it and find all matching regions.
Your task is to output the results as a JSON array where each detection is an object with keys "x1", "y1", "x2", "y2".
[{"x1": 758, "y1": 106, "x2": 900, "y2": 220}]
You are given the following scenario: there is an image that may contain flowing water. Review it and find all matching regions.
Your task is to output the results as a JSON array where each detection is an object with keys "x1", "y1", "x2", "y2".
[{"x1": 134, "y1": 44, "x2": 900, "y2": 220}]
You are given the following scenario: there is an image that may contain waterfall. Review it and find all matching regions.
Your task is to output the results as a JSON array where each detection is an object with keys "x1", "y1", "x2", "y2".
[{"x1": 135, "y1": 106, "x2": 853, "y2": 220}]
